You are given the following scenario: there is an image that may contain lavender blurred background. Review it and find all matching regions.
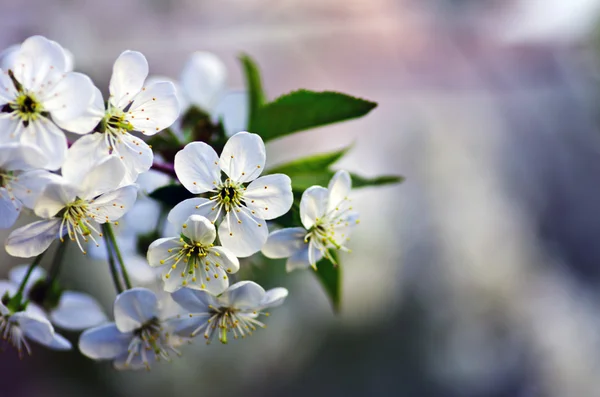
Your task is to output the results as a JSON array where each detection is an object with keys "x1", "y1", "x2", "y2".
[{"x1": 3, "y1": 0, "x2": 600, "y2": 396}]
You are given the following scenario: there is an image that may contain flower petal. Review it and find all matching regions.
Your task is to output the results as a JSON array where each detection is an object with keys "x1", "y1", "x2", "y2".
[
  {"x1": 182, "y1": 215, "x2": 216, "y2": 245},
  {"x1": 128, "y1": 81, "x2": 180, "y2": 135},
  {"x1": 212, "y1": 90, "x2": 248, "y2": 137},
  {"x1": 13, "y1": 311, "x2": 54, "y2": 346},
  {"x1": 299, "y1": 186, "x2": 329, "y2": 230},
  {"x1": 168, "y1": 198, "x2": 219, "y2": 227},
  {"x1": 40, "y1": 72, "x2": 95, "y2": 122},
  {"x1": 260, "y1": 287, "x2": 288, "y2": 308},
  {"x1": 62, "y1": 133, "x2": 109, "y2": 186},
  {"x1": 12, "y1": 36, "x2": 68, "y2": 91},
  {"x1": 12, "y1": 169, "x2": 62, "y2": 209},
  {"x1": 218, "y1": 209, "x2": 268, "y2": 258},
  {"x1": 0, "y1": 143, "x2": 47, "y2": 170},
  {"x1": 113, "y1": 288, "x2": 158, "y2": 333},
  {"x1": 0, "y1": 189, "x2": 20, "y2": 229},
  {"x1": 47, "y1": 332, "x2": 72, "y2": 350},
  {"x1": 5, "y1": 218, "x2": 62, "y2": 258},
  {"x1": 218, "y1": 281, "x2": 265, "y2": 310},
  {"x1": 286, "y1": 245, "x2": 317, "y2": 272},
  {"x1": 262, "y1": 227, "x2": 306, "y2": 259},
  {"x1": 327, "y1": 170, "x2": 352, "y2": 212},
  {"x1": 0, "y1": 68, "x2": 16, "y2": 105},
  {"x1": 87, "y1": 185, "x2": 138, "y2": 224},
  {"x1": 78, "y1": 155, "x2": 127, "y2": 199},
  {"x1": 0, "y1": 114, "x2": 21, "y2": 145},
  {"x1": 219, "y1": 132, "x2": 265, "y2": 183},
  {"x1": 79, "y1": 323, "x2": 130, "y2": 359},
  {"x1": 20, "y1": 117, "x2": 67, "y2": 171},
  {"x1": 109, "y1": 51, "x2": 148, "y2": 109},
  {"x1": 208, "y1": 246, "x2": 240, "y2": 274},
  {"x1": 51, "y1": 291, "x2": 108, "y2": 331},
  {"x1": 174, "y1": 141, "x2": 221, "y2": 194},
  {"x1": 147, "y1": 237, "x2": 182, "y2": 267},
  {"x1": 244, "y1": 174, "x2": 293, "y2": 220},
  {"x1": 34, "y1": 181, "x2": 76, "y2": 219},
  {"x1": 54, "y1": 85, "x2": 105, "y2": 134},
  {"x1": 171, "y1": 287, "x2": 216, "y2": 312},
  {"x1": 180, "y1": 51, "x2": 227, "y2": 112}
]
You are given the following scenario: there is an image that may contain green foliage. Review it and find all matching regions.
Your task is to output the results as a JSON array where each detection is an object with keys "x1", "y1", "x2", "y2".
[
  {"x1": 249, "y1": 90, "x2": 377, "y2": 142},
  {"x1": 314, "y1": 251, "x2": 341, "y2": 312},
  {"x1": 149, "y1": 184, "x2": 195, "y2": 208},
  {"x1": 239, "y1": 54, "x2": 266, "y2": 120},
  {"x1": 267, "y1": 146, "x2": 351, "y2": 175}
]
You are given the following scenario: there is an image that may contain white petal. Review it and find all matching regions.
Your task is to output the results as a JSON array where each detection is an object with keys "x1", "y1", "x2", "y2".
[
  {"x1": 9, "y1": 264, "x2": 46, "y2": 292},
  {"x1": 40, "y1": 72, "x2": 95, "y2": 122},
  {"x1": 168, "y1": 198, "x2": 219, "y2": 228},
  {"x1": 12, "y1": 36, "x2": 68, "y2": 91},
  {"x1": 5, "y1": 219, "x2": 62, "y2": 258},
  {"x1": 147, "y1": 237, "x2": 181, "y2": 267},
  {"x1": 79, "y1": 323, "x2": 131, "y2": 359},
  {"x1": 244, "y1": 174, "x2": 293, "y2": 220},
  {"x1": 174, "y1": 141, "x2": 221, "y2": 194},
  {"x1": 78, "y1": 156, "x2": 127, "y2": 199},
  {"x1": 114, "y1": 133, "x2": 154, "y2": 185},
  {"x1": 20, "y1": 117, "x2": 67, "y2": 171},
  {"x1": 0, "y1": 280, "x2": 18, "y2": 298},
  {"x1": 212, "y1": 90, "x2": 248, "y2": 137},
  {"x1": 0, "y1": 44, "x2": 19, "y2": 72},
  {"x1": 127, "y1": 81, "x2": 180, "y2": 135},
  {"x1": 87, "y1": 185, "x2": 138, "y2": 224},
  {"x1": 12, "y1": 169, "x2": 62, "y2": 209},
  {"x1": 0, "y1": 114, "x2": 21, "y2": 145},
  {"x1": 327, "y1": 170, "x2": 352, "y2": 212},
  {"x1": 109, "y1": 51, "x2": 148, "y2": 109},
  {"x1": 0, "y1": 143, "x2": 46, "y2": 170},
  {"x1": 262, "y1": 227, "x2": 306, "y2": 259},
  {"x1": 146, "y1": 75, "x2": 188, "y2": 111},
  {"x1": 47, "y1": 332, "x2": 72, "y2": 350},
  {"x1": 51, "y1": 291, "x2": 107, "y2": 331},
  {"x1": 218, "y1": 281, "x2": 265, "y2": 310},
  {"x1": 54, "y1": 85, "x2": 105, "y2": 134},
  {"x1": 208, "y1": 246, "x2": 240, "y2": 273},
  {"x1": 183, "y1": 215, "x2": 216, "y2": 245},
  {"x1": 34, "y1": 181, "x2": 76, "y2": 219},
  {"x1": 219, "y1": 210, "x2": 268, "y2": 257},
  {"x1": 113, "y1": 288, "x2": 158, "y2": 333},
  {"x1": 61, "y1": 133, "x2": 109, "y2": 186},
  {"x1": 0, "y1": 190, "x2": 20, "y2": 229},
  {"x1": 286, "y1": 245, "x2": 317, "y2": 272},
  {"x1": 13, "y1": 311, "x2": 54, "y2": 346},
  {"x1": 299, "y1": 186, "x2": 329, "y2": 230},
  {"x1": 171, "y1": 287, "x2": 216, "y2": 312},
  {"x1": 260, "y1": 287, "x2": 288, "y2": 308},
  {"x1": 219, "y1": 132, "x2": 265, "y2": 183},
  {"x1": 180, "y1": 51, "x2": 227, "y2": 111}
]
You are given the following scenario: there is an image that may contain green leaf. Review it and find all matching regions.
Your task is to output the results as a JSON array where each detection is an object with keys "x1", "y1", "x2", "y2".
[
  {"x1": 239, "y1": 54, "x2": 266, "y2": 118},
  {"x1": 249, "y1": 90, "x2": 377, "y2": 142},
  {"x1": 149, "y1": 184, "x2": 195, "y2": 208},
  {"x1": 314, "y1": 251, "x2": 341, "y2": 312},
  {"x1": 282, "y1": 170, "x2": 404, "y2": 192},
  {"x1": 266, "y1": 145, "x2": 351, "y2": 175}
]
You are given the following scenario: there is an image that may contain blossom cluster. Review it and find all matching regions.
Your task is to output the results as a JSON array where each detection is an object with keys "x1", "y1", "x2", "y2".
[{"x1": 0, "y1": 36, "x2": 362, "y2": 370}]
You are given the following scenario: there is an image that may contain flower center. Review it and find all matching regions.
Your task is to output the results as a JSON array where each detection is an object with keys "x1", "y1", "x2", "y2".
[
  {"x1": 9, "y1": 92, "x2": 44, "y2": 126},
  {"x1": 58, "y1": 199, "x2": 102, "y2": 254},
  {"x1": 214, "y1": 180, "x2": 243, "y2": 212},
  {"x1": 126, "y1": 317, "x2": 176, "y2": 370},
  {"x1": 0, "y1": 315, "x2": 31, "y2": 357},
  {"x1": 161, "y1": 236, "x2": 231, "y2": 289},
  {"x1": 187, "y1": 305, "x2": 270, "y2": 344}
]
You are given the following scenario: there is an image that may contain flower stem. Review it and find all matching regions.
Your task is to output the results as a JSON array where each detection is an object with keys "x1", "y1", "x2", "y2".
[
  {"x1": 15, "y1": 251, "x2": 46, "y2": 298},
  {"x1": 47, "y1": 240, "x2": 69, "y2": 284},
  {"x1": 104, "y1": 223, "x2": 132, "y2": 290},
  {"x1": 151, "y1": 161, "x2": 177, "y2": 178},
  {"x1": 102, "y1": 224, "x2": 124, "y2": 293}
]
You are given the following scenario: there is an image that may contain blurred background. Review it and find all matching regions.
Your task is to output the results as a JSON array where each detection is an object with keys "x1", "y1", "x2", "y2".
[{"x1": 3, "y1": 0, "x2": 600, "y2": 396}]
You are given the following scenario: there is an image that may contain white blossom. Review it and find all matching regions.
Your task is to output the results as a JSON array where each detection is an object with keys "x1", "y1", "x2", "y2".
[
  {"x1": 0, "y1": 280, "x2": 71, "y2": 356},
  {"x1": 5, "y1": 156, "x2": 137, "y2": 257},
  {"x1": 0, "y1": 143, "x2": 61, "y2": 229},
  {"x1": 8, "y1": 264, "x2": 107, "y2": 331},
  {"x1": 0, "y1": 36, "x2": 96, "y2": 170},
  {"x1": 179, "y1": 52, "x2": 248, "y2": 136},
  {"x1": 63, "y1": 50, "x2": 180, "y2": 185},
  {"x1": 262, "y1": 170, "x2": 359, "y2": 271},
  {"x1": 147, "y1": 214, "x2": 240, "y2": 294},
  {"x1": 171, "y1": 281, "x2": 288, "y2": 343},
  {"x1": 79, "y1": 288, "x2": 186, "y2": 371},
  {"x1": 168, "y1": 131, "x2": 293, "y2": 257}
]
